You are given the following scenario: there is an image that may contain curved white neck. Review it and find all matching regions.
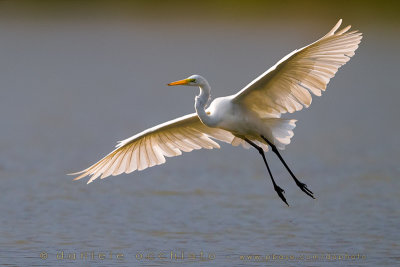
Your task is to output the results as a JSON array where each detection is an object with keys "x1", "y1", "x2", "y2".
[{"x1": 195, "y1": 82, "x2": 217, "y2": 127}]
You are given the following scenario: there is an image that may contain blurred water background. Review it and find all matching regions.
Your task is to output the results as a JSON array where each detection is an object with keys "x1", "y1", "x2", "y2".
[{"x1": 0, "y1": 0, "x2": 399, "y2": 266}]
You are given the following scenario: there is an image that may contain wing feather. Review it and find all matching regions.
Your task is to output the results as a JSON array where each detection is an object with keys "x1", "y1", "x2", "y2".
[
  {"x1": 70, "y1": 113, "x2": 235, "y2": 183},
  {"x1": 111, "y1": 148, "x2": 129, "y2": 176},
  {"x1": 127, "y1": 143, "x2": 139, "y2": 173},
  {"x1": 114, "y1": 144, "x2": 132, "y2": 176},
  {"x1": 156, "y1": 133, "x2": 181, "y2": 157},
  {"x1": 144, "y1": 136, "x2": 156, "y2": 168},
  {"x1": 150, "y1": 136, "x2": 167, "y2": 164},
  {"x1": 138, "y1": 138, "x2": 148, "y2": 171},
  {"x1": 232, "y1": 19, "x2": 362, "y2": 117}
]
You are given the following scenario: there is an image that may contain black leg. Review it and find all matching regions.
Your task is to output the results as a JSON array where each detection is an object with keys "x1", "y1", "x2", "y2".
[
  {"x1": 244, "y1": 138, "x2": 289, "y2": 206},
  {"x1": 261, "y1": 135, "x2": 315, "y2": 199}
]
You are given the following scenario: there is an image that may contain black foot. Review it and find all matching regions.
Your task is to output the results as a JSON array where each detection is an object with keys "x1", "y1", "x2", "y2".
[
  {"x1": 296, "y1": 181, "x2": 315, "y2": 199},
  {"x1": 274, "y1": 185, "x2": 289, "y2": 206}
]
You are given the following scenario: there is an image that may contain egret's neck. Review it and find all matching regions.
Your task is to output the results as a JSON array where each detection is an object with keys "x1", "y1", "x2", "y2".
[{"x1": 195, "y1": 82, "x2": 216, "y2": 127}]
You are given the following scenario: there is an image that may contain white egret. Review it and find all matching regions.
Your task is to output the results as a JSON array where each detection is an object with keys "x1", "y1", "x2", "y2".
[{"x1": 71, "y1": 19, "x2": 362, "y2": 205}]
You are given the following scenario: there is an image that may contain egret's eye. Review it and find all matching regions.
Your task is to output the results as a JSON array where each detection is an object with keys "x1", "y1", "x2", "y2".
[{"x1": 188, "y1": 78, "x2": 196, "y2": 83}]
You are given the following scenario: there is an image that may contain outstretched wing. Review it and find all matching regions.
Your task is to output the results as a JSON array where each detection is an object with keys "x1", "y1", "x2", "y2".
[
  {"x1": 232, "y1": 19, "x2": 362, "y2": 118},
  {"x1": 71, "y1": 113, "x2": 235, "y2": 183}
]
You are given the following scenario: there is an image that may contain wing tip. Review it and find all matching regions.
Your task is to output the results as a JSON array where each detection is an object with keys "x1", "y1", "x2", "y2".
[
  {"x1": 324, "y1": 18, "x2": 355, "y2": 38},
  {"x1": 68, "y1": 169, "x2": 89, "y2": 181},
  {"x1": 329, "y1": 19, "x2": 343, "y2": 36},
  {"x1": 67, "y1": 169, "x2": 85, "y2": 176},
  {"x1": 68, "y1": 168, "x2": 94, "y2": 183},
  {"x1": 336, "y1": 25, "x2": 352, "y2": 35},
  {"x1": 72, "y1": 175, "x2": 81, "y2": 180},
  {"x1": 72, "y1": 172, "x2": 89, "y2": 181}
]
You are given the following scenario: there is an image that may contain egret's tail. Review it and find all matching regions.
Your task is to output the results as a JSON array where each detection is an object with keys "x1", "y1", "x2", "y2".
[
  {"x1": 263, "y1": 118, "x2": 297, "y2": 150},
  {"x1": 229, "y1": 119, "x2": 296, "y2": 151}
]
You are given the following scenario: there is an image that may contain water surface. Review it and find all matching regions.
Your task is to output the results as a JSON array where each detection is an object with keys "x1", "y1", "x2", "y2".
[{"x1": 0, "y1": 3, "x2": 399, "y2": 266}]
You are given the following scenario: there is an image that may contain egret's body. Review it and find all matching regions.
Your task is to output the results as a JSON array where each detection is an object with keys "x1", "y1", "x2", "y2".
[
  {"x1": 202, "y1": 91, "x2": 287, "y2": 148},
  {"x1": 71, "y1": 20, "x2": 362, "y2": 205},
  {"x1": 208, "y1": 96, "x2": 262, "y2": 136}
]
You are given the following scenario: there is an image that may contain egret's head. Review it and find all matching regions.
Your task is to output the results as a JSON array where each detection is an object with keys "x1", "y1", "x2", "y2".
[{"x1": 167, "y1": 75, "x2": 206, "y2": 87}]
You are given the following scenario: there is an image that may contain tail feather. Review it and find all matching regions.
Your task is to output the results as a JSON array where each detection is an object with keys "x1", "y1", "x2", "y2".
[
  {"x1": 231, "y1": 136, "x2": 268, "y2": 151},
  {"x1": 264, "y1": 118, "x2": 297, "y2": 150}
]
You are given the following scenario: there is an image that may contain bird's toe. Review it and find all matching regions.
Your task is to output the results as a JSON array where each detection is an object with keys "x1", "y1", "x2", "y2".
[{"x1": 274, "y1": 185, "x2": 289, "y2": 206}]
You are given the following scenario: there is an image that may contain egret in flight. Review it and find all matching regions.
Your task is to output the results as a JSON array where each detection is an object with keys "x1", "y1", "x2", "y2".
[{"x1": 71, "y1": 19, "x2": 362, "y2": 205}]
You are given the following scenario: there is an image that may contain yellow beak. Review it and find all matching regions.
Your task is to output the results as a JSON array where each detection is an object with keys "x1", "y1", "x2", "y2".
[{"x1": 167, "y1": 79, "x2": 190, "y2": 86}]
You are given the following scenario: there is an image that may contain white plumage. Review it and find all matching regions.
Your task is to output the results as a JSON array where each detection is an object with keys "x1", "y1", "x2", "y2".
[
  {"x1": 74, "y1": 114, "x2": 236, "y2": 183},
  {"x1": 71, "y1": 19, "x2": 362, "y2": 192}
]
